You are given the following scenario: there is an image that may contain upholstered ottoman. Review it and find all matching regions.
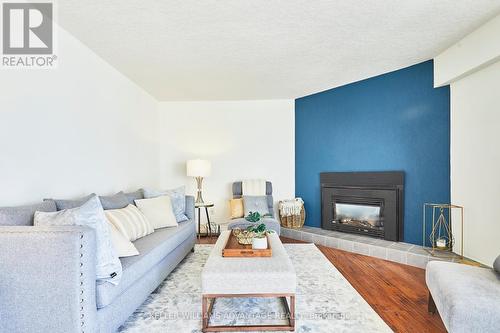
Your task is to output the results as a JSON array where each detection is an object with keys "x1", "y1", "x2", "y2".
[
  {"x1": 201, "y1": 231, "x2": 296, "y2": 332},
  {"x1": 426, "y1": 260, "x2": 500, "y2": 333}
]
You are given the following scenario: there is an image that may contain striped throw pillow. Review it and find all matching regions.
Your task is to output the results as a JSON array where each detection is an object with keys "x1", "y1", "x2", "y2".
[{"x1": 105, "y1": 204, "x2": 154, "y2": 241}]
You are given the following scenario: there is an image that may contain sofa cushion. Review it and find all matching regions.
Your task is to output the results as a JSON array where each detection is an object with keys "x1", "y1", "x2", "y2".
[
  {"x1": 229, "y1": 198, "x2": 244, "y2": 219},
  {"x1": 124, "y1": 189, "x2": 144, "y2": 205},
  {"x1": 494, "y1": 255, "x2": 500, "y2": 274},
  {"x1": 96, "y1": 219, "x2": 195, "y2": 309},
  {"x1": 45, "y1": 193, "x2": 95, "y2": 211},
  {"x1": 34, "y1": 195, "x2": 123, "y2": 285},
  {"x1": 135, "y1": 196, "x2": 178, "y2": 229},
  {"x1": 108, "y1": 222, "x2": 139, "y2": 258},
  {"x1": 99, "y1": 192, "x2": 130, "y2": 210},
  {"x1": 0, "y1": 201, "x2": 57, "y2": 226},
  {"x1": 105, "y1": 205, "x2": 154, "y2": 242},
  {"x1": 426, "y1": 261, "x2": 500, "y2": 332},
  {"x1": 243, "y1": 195, "x2": 270, "y2": 217},
  {"x1": 143, "y1": 187, "x2": 189, "y2": 222}
]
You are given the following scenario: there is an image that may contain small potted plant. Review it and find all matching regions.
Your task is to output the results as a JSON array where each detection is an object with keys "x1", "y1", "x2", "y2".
[
  {"x1": 244, "y1": 211, "x2": 271, "y2": 223},
  {"x1": 246, "y1": 223, "x2": 274, "y2": 250}
]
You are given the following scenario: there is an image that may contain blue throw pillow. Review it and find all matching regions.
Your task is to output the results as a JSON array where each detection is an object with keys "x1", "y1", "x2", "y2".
[
  {"x1": 143, "y1": 186, "x2": 188, "y2": 222},
  {"x1": 0, "y1": 201, "x2": 57, "y2": 226},
  {"x1": 45, "y1": 193, "x2": 95, "y2": 211},
  {"x1": 243, "y1": 195, "x2": 270, "y2": 217},
  {"x1": 99, "y1": 192, "x2": 130, "y2": 210},
  {"x1": 124, "y1": 189, "x2": 144, "y2": 205}
]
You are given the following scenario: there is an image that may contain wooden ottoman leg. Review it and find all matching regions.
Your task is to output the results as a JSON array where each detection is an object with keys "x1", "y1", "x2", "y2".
[
  {"x1": 290, "y1": 295, "x2": 295, "y2": 330},
  {"x1": 202, "y1": 295, "x2": 208, "y2": 331},
  {"x1": 428, "y1": 292, "x2": 437, "y2": 314}
]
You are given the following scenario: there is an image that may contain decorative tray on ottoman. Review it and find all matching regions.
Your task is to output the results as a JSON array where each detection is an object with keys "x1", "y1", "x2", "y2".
[{"x1": 222, "y1": 232, "x2": 272, "y2": 257}]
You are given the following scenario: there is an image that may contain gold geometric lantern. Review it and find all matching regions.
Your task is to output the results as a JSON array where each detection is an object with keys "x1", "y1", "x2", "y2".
[{"x1": 423, "y1": 203, "x2": 464, "y2": 259}]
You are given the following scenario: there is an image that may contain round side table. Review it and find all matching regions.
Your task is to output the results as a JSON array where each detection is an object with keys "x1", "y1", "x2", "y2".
[{"x1": 195, "y1": 202, "x2": 220, "y2": 238}]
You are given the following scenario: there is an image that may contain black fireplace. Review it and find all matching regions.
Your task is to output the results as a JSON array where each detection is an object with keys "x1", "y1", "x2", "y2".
[{"x1": 321, "y1": 172, "x2": 404, "y2": 241}]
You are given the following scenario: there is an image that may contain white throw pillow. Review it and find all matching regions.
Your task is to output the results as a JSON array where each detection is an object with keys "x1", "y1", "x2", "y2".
[
  {"x1": 108, "y1": 221, "x2": 139, "y2": 257},
  {"x1": 105, "y1": 204, "x2": 154, "y2": 242},
  {"x1": 143, "y1": 186, "x2": 188, "y2": 222},
  {"x1": 135, "y1": 196, "x2": 178, "y2": 229},
  {"x1": 34, "y1": 195, "x2": 122, "y2": 285}
]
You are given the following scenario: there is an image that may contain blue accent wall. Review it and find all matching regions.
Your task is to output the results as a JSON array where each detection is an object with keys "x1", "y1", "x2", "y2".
[{"x1": 295, "y1": 60, "x2": 450, "y2": 245}]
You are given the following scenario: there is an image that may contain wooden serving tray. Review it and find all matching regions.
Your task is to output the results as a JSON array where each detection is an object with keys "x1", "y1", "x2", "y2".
[{"x1": 222, "y1": 233, "x2": 272, "y2": 257}]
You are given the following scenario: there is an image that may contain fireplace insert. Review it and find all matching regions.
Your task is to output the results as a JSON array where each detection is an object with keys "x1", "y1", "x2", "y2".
[{"x1": 321, "y1": 172, "x2": 404, "y2": 241}]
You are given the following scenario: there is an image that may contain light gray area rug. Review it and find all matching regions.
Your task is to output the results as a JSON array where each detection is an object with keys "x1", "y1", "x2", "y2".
[{"x1": 119, "y1": 244, "x2": 392, "y2": 333}]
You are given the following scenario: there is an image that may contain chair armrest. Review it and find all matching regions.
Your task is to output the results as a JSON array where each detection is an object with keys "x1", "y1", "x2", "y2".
[
  {"x1": 0, "y1": 225, "x2": 97, "y2": 333},
  {"x1": 185, "y1": 195, "x2": 195, "y2": 221}
]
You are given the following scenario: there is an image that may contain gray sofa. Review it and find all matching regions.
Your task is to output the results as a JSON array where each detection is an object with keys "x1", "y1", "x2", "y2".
[
  {"x1": 227, "y1": 181, "x2": 281, "y2": 234},
  {"x1": 426, "y1": 257, "x2": 500, "y2": 333},
  {"x1": 0, "y1": 195, "x2": 196, "y2": 333}
]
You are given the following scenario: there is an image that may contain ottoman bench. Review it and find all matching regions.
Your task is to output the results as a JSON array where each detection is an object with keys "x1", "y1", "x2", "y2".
[
  {"x1": 426, "y1": 258, "x2": 500, "y2": 332},
  {"x1": 201, "y1": 231, "x2": 296, "y2": 332}
]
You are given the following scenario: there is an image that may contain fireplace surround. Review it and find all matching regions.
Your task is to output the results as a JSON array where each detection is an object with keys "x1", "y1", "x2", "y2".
[{"x1": 321, "y1": 172, "x2": 404, "y2": 241}]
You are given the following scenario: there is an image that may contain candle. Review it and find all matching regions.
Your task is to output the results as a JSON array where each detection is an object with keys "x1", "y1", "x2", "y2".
[{"x1": 436, "y1": 238, "x2": 447, "y2": 249}]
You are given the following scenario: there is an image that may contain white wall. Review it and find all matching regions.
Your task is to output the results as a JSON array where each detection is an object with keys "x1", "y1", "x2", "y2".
[
  {"x1": 159, "y1": 100, "x2": 295, "y2": 224},
  {"x1": 434, "y1": 14, "x2": 500, "y2": 87},
  {"x1": 450, "y1": 61, "x2": 500, "y2": 266},
  {"x1": 435, "y1": 13, "x2": 500, "y2": 266},
  {"x1": 0, "y1": 25, "x2": 160, "y2": 205}
]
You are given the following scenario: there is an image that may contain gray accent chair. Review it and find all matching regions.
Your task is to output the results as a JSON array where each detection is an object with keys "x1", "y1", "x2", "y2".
[
  {"x1": 0, "y1": 196, "x2": 196, "y2": 333},
  {"x1": 227, "y1": 181, "x2": 281, "y2": 235},
  {"x1": 426, "y1": 256, "x2": 500, "y2": 333}
]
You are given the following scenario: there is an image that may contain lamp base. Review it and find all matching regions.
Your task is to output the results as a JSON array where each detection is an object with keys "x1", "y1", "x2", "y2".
[
  {"x1": 195, "y1": 191, "x2": 205, "y2": 205},
  {"x1": 195, "y1": 177, "x2": 205, "y2": 204}
]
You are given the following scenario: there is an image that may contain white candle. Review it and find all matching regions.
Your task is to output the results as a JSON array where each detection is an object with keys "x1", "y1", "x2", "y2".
[{"x1": 436, "y1": 238, "x2": 447, "y2": 248}]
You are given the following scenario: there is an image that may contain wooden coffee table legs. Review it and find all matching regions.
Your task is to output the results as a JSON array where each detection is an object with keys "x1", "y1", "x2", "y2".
[{"x1": 201, "y1": 293, "x2": 295, "y2": 332}]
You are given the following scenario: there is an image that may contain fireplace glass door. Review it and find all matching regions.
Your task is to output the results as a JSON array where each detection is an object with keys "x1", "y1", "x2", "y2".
[
  {"x1": 328, "y1": 195, "x2": 386, "y2": 238},
  {"x1": 334, "y1": 202, "x2": 383, "y2": 230}
]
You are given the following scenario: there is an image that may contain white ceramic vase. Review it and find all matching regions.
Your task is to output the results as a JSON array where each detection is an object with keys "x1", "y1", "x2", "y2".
[{"x1": 252, "y1": 236, "x2": 268, "y2": 250}]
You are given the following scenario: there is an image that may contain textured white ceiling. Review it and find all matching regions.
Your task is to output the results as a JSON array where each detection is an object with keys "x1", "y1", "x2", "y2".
[{"x1": 56, "y1": 1, "x2": 500, "y2": 101}]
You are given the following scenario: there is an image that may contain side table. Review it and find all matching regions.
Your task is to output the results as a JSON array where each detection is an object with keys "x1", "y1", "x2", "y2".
[{"x1": 195, "y1": 202, "x2": 220, "y2": 239}]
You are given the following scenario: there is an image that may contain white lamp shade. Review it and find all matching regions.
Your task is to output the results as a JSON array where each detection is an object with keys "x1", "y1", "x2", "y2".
[{"x1": 186, "y1": 159, "x2": 211, "y2": 177}]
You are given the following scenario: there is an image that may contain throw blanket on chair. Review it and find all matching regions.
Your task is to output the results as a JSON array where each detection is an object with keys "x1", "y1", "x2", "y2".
[
  {"x1": 279, "y1": 198, "x2": 304, "y2": 217},
  {"x1": 242, "y1": 179, "x2": 267, "y2": 196}
]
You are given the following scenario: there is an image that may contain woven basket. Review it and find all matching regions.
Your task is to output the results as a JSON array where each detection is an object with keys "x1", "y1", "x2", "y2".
[{"x1": 278, "y1": 201, "x2": 306, "y2": 229}]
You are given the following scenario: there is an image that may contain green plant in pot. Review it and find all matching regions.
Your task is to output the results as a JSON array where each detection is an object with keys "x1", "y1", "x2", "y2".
[
  {"x1": 245, "y1": 211, "x2": 271, "y2": 223},
  {"x1": 246, "y1": 222, "x2": 274, "y2": 250}
]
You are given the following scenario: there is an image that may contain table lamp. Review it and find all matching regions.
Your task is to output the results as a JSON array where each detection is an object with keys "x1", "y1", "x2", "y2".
[{"x1": 187, "y1": 159, "x2": 211, "y2": 204}]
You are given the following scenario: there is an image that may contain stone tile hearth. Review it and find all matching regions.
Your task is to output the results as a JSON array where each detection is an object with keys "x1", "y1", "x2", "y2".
[{"x1": 281, "y1": 225, "x2": 462, "y2": 268}]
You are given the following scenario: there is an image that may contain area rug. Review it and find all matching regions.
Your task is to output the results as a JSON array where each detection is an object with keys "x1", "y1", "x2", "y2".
[{"x1": 118, "y1": 244, "x2": 392, "y2": 333}]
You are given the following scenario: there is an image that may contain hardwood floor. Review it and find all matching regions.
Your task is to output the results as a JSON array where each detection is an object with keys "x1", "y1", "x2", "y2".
[{"x1": 196, "y1": 235, "x2": 446, "y2": 333}]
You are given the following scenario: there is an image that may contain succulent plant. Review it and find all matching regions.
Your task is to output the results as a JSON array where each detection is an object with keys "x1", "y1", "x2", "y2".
[
  {"x1": 244, "y1": 211, "x2": 271, "y2": 223},
  {"x1": 246, "y1": 223, "x2": 274, "y2": 238}
]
